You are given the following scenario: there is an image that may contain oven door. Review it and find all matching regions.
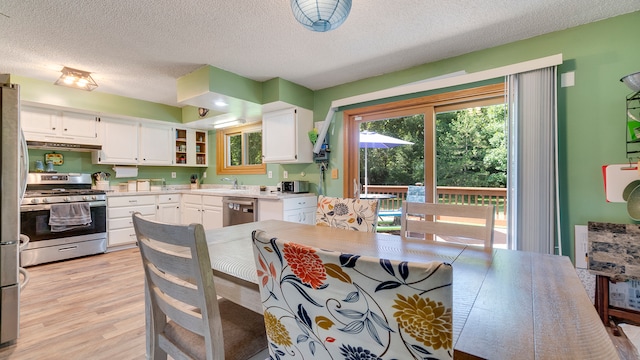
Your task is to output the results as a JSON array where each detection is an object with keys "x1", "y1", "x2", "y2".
[{"x1": 20, "y1": 202, "x2": 106, "y2": 242}]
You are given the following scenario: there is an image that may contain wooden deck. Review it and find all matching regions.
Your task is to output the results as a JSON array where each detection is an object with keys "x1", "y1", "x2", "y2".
[{"x1": 365, "y1": 185, "x2": 508, "y2": 226}]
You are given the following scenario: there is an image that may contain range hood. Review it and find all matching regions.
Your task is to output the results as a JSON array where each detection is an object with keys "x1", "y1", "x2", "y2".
[{"x1": 26, "y1": 140, "x2": 102, "y2": 152}]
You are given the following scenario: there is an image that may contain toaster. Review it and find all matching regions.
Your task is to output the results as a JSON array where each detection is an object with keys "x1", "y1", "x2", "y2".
[{"x1": 282, "y1": 180, "x2": 309, "y2": 193}]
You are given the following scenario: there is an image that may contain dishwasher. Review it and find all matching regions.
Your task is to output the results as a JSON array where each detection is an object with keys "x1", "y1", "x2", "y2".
[{"x1": 222, "y1": 197, "x2": 258, "y2": 226}]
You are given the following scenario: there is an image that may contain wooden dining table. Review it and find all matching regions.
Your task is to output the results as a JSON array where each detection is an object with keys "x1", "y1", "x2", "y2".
[{"x1": 203, "y1": 220, "x2": 618, "y2": 360}]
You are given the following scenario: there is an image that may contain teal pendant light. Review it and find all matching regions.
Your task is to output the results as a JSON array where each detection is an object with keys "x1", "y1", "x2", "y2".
[{"x1": 291, "y1": 0, "x2": 352, "y2": 32}]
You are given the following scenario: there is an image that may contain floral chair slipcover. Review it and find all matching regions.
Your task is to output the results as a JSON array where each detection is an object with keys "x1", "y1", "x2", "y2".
[
  {"x1": 316, "y1": 195, "x2": 380, "y2": 232},
  {"x1": 251, "y1": 229, "x2": 453, "y2": 360}
]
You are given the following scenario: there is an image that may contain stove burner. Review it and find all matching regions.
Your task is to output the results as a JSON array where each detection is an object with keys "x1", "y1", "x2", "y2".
[{"x1": 23, "y1": 189, "x2": 107, "y2": 197}]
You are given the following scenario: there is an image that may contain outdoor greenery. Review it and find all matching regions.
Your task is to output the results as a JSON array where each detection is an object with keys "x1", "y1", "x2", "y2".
[
  {"x1": 359, "y1": 104, "x2": 507, "y2": 188},
  {"x1": 228, "y1": 130, "x2": 262, "y2": 166},
  {"x1": 436, "y1": 105, "x2": 507, "y2": 187}
]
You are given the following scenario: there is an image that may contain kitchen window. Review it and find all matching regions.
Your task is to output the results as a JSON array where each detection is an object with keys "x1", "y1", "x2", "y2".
[{"x1": 216, "y1": 123, "x2": 266, "y2": 175}]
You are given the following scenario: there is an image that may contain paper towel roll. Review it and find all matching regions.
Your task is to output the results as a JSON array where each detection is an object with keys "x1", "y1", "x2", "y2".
[{"x1": 113, "y1": 166, "x2": 138, "y2": 178}]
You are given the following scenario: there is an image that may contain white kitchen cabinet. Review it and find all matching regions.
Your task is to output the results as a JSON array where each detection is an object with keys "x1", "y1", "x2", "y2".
[
  {"x1": 181, "y1": 194, "x2": 222, "y2": 230},
  {"x1": 107, "y1": 195, "x2": 156, "y2": 247},
  {"x1": 139, "y1": 122, "x2": 173, "y2": 165},
  {"x1": 258, "y1": 195, "x2": 317, "y2": 224},
  {"x1": 93, "y1": 117, "x2": 139, "y2": 164},
  {"x1": 22, "y1": 106, "x2": 99, "y2": 144},
  {"x1": 262, "y1": 107, "x2": 313, "y2": 163},
  {"x1": 156, "y1": 194, "x2": 181, "y2": 224}
]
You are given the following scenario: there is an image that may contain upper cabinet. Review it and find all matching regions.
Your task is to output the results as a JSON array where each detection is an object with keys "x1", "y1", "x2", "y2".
[
  {"x1": 262, "y1": 107, "x2": 313, "y2": 163},
  {"x1": 22, "y1": 106, "x2": 99, "y2": 144},
  {"x1": 93, "y1": 118, "x2": 174, "y2": 165},
  {"x1": 139, "y1": 122, "x2": 173, "y2": 165},
  {"x1": 92, "y1": 117, "x2": 139, "y2": 164},
  {"x1": 174, "y1": 128, "x2": 207, "y2": 167}
]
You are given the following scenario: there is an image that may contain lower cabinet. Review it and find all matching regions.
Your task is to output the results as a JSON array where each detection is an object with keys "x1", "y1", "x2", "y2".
[
  {"x1": 107, "y1": 193, "x2": 317, "y2": 248},
  {"x1": 258, "y1": 196, "x2": 317, "y2": 224},
  {"x1": 107, "y1": 195, "x2": 156, "y2": 247},
  {"x1": 181, "y1": 194, "x2": 223, "y2": 230},
  {"x1": 156, "y1": 194, "x2": 181, "y2": 224}
]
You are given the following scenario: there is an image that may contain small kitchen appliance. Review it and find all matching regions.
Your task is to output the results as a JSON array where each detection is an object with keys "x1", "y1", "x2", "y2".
[{"x1": 282, "y1": 180, "x2": 309, "y2": 193}]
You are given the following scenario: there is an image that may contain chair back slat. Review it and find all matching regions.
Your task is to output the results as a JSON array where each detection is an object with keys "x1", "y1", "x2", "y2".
[
  {"x1": 152, "y1": 287, "x2": 205, "y2": 335},
  {"x1": 406, "y1": 219, "x2": 490, "y2": 240},
  {"x1": 145, "y1": 261, "x2": 200, "y2": 309},
  {"x1": 252, "y1": 229, "x2": 453, "y2": 360},
  {"x1": 401, "y1": 202, "x2": 495, "y2": 251},
  {"x1": 139, "y1": 240, "x2": 197, "y2": 283}
]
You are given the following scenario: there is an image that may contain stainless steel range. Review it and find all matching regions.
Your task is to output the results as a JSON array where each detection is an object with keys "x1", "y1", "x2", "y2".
[{"x1": 19, "y1": 173, "x2": 107, "y2": 267}]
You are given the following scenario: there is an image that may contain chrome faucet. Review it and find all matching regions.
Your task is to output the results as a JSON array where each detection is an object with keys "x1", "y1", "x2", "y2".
[{"x1": 221, "y1": 177, "x2": 239, "y2": 189}]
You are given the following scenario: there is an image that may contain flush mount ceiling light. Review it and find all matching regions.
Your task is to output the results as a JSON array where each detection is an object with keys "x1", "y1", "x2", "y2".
[
  {"x1": 54, "y1": 66, "x2": 98, "y2": 91},
  {"x1": 291, "y1": 0, "x2": 352, "y2": 32},
  {"x1": 212, "y1": 118, "x2": 246, "y2": 129}
]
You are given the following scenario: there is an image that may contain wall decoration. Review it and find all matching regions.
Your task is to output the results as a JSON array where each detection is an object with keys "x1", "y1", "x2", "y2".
[{"x1": 45, "y1": 152, "x2": 63, "y2": 165}]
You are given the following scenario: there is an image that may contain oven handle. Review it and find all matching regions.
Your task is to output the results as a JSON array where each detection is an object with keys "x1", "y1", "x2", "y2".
[{"x1": 20, "y1": 201, "x2": 106, "y2": 212}]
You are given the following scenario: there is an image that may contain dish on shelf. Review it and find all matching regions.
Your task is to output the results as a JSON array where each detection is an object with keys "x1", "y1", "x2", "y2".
[
  {"x1": 623, "y1": 180, "x2": 640, "y2": 202},
  {"x1": 627, "y1": 184, "x2": 640, "y2": 221}
]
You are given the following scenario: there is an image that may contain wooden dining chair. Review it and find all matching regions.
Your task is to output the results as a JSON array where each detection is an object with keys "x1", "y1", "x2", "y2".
[
  {"x1": 400, "y1": 202, "x2": 495, "y2": 251},
  {"x1": 132, "y1": 213, "x2": 268, "y2": 360},
  {"x1": 251, "y1": 229, "x2": 453, "y2": 359},
  {"x1": 315, "y1": 195, "x2": 380, "y2": 232}
]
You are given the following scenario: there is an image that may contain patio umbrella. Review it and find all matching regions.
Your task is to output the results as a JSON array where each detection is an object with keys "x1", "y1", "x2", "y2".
[{"x1": 359, "y1": 131, "x2": 413, "y2": 195}]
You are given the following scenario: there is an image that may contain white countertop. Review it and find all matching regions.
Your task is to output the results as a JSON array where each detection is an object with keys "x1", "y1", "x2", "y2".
[{"x1": 105, "y1": 186, "x2": 317, "y2": 200}]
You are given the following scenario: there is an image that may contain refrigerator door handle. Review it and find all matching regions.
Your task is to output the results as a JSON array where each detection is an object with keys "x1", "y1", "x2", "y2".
[
  {"x1": 19, "y1": 234, "x2": 29, "y2": 252},
  {"x1": 19, "y1": 129, "x2": 28, "y2": 201},
  {"x1": 18, "y1": 267, "x2": 29, "y2": 290}
]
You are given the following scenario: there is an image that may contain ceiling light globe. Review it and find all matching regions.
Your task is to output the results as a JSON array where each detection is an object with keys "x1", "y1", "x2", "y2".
[{"x1": 291, "y1": 0, "x2": 351, "y2": 32}]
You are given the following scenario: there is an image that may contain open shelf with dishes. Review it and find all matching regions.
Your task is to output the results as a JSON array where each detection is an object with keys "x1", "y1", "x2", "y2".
[
  {"x1": 195, "y1": 131, "x2": 207, "y2": 165},
  {"x1": 175, "y1": 128, "x2": 188, "y2": 164},
  {"x1": 174, "y1": 128, "x2": 207, "y2": 166}
]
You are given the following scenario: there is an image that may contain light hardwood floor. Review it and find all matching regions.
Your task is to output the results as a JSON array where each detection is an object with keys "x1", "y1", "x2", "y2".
[
  {"x1": 1, "y1": 247, "x2": 637, "y2": 360},
  {"x1": 0, "y1": 249, "x2": 146, "y2": 360}
]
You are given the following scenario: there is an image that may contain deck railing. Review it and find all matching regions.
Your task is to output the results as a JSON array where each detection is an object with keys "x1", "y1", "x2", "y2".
[{"x1": 362, "y1": 185, "x2": 507, "y2": 226}]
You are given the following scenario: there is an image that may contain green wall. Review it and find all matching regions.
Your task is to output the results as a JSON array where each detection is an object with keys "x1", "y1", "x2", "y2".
[{"x1": 16, "y1": 11, "x2": 640, "y2": 262}]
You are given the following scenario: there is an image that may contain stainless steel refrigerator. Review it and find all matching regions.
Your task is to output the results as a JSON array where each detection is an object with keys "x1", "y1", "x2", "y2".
[{"x1": 0, "y1": 77, "x2": 29, "y2": 346}]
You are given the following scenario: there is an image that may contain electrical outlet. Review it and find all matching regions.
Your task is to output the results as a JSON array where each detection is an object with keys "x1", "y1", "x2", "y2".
[
  {"x1": 283, "y1": 171, "x2": 288, "y2": 179},
  {"x1": 203, "y1": 172, "x2": 207, "y2": 178},
  {"x1": 171, "y1": 172, "x2": 176, "y2": 179},
  {"x1": 331, "y1": 168, "x2": 339, "y2": 179},
  {"x1": 268, "y1": 171, "x2": 273, "y2": 178},
  {"x1": 574, "y1": 225, "x2": 588, "y2": 269}
]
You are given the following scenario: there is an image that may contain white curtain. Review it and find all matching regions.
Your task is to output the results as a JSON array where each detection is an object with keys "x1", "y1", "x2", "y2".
[{"x1": 506, "y1": 67, "x2": 560, "y2": 254}]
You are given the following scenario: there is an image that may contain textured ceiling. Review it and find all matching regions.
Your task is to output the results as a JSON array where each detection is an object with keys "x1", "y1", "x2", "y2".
[{"x1": 1, "y1": 1, "x2": 638, "y2": 107}]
